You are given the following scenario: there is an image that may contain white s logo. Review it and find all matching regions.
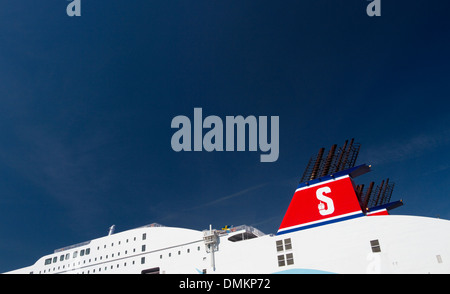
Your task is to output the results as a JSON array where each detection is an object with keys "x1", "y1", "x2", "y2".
[{"x1": 316, "y1": 187, "x2": 335, "y2": 216}]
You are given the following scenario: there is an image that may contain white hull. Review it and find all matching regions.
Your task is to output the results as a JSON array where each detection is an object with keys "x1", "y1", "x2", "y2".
[
  {"x1": 5, "y1": 141, "x2": 450, "y2": 274},
  {"x1": 5, "y1": 214, "x2": 450, "y2": 274}
]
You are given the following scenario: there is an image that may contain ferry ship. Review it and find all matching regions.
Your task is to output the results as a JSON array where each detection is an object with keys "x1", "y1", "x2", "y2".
[{"x1": 4, "y1": 139, "x2": 450, "y2": 274}]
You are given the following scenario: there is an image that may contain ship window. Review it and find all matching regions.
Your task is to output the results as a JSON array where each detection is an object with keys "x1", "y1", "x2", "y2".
[
  {"x1": 60, "y1": 255, "x2": 64, "y2": 262},
  {"x1": 370, "y1": 239, "x2": 381, "y2": 253},
  {"x1": 276, "y1": 240, "x2": 283, "y2": 252},
  {"x1": 80, "y1": 249, "x2": 85, "y2": 256},
  {"x1": 284, "y1": 239, "x2": 292, "y2": 250},
  {"x1": 65, "y1": 253, "x2": 70, "y2": 260},
  {"x1": 143, "y1": 233, "x2": 147, "y2": 240},
  {"x1": 45, "y1": 258, "x2": 52, "y2": 265},
  {"x1": 277, "y1": 255, "x2": 285, "y2": 267},
  {"x1": 73, "y1": 251, "x2": 78, "y2": 258},
  {"x1": 141, "y1": 257, "x2": 145, "y2": 264},
  {"x1": 142, "y1": 245, "x2": 146, "y2": 252},
  {"x1": 142, "y1": 267, "x2": 160, "y2": 274},
  {"x1": 53, "y1": 256, "x2": 57, "y2": 263},
  {"x1": 277, "y1": 252, "x2": 294, "y2": 267},
  {"x1": 276, "y1": 238, "x2": 292, "y2": 252},
  {"x1": 286, "y1": 253, "x2": 294, "y2": 265},
  {"x1": 86, "y1": 248, "x2": 90, "y2": 255}
]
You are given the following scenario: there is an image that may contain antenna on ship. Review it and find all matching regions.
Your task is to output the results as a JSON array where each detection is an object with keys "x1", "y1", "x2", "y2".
[
  {"x1": 203, "y1": 224, "x2": 219, "y2": 272},
  {"x1": 108, "y1": 225, "x2": 116, "y2": 236}
]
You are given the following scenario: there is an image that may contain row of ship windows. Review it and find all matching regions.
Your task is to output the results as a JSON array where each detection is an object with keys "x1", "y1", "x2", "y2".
[
  {"x1": 45, "y1": 244, "x2": 203, "y2": 266},
  {"x1": 42, "y1": 243, "x2": 203, "y2": 274},
  {"x1": 39, "y1": 257, "x2": 148, "y2": 274},
  {"x1": 44, "y1": 233, "x2": 150, "y2": 266},
  {"x1": 39, "y1": 246, "x2": 203, "y2": 274},
  {"x1": 275, "y1": 239, "x2": 383, "y2": 267},
  {"x1": 45, "y1": 248, "x2": 91, "y2": 265}
]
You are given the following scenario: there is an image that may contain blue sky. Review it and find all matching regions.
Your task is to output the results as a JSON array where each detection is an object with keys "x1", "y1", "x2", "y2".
[{"x1": 1, "y1": 1, "x2": 450, "y2": 272}]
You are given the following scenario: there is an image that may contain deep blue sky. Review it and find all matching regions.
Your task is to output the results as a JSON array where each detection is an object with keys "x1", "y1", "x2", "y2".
[{"x1": 1, "y1": 1, "x2": 450, "y2": 272}]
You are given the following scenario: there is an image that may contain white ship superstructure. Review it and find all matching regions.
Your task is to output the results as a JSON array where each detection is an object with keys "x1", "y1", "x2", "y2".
[{"x1": 4, "y1": 140, "x2": 450, "y2": 274}]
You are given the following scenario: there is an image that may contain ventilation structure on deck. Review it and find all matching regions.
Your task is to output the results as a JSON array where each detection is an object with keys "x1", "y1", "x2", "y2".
[
  {"x1": 299, "y1": 138, "x2": 397, "y2": 213},
  {"x1": 300, "y1": 138, "x2": 361, "y2": 183},
  {"x1": 357, "y1": 179, "x2": 395, "y2": 211}
]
